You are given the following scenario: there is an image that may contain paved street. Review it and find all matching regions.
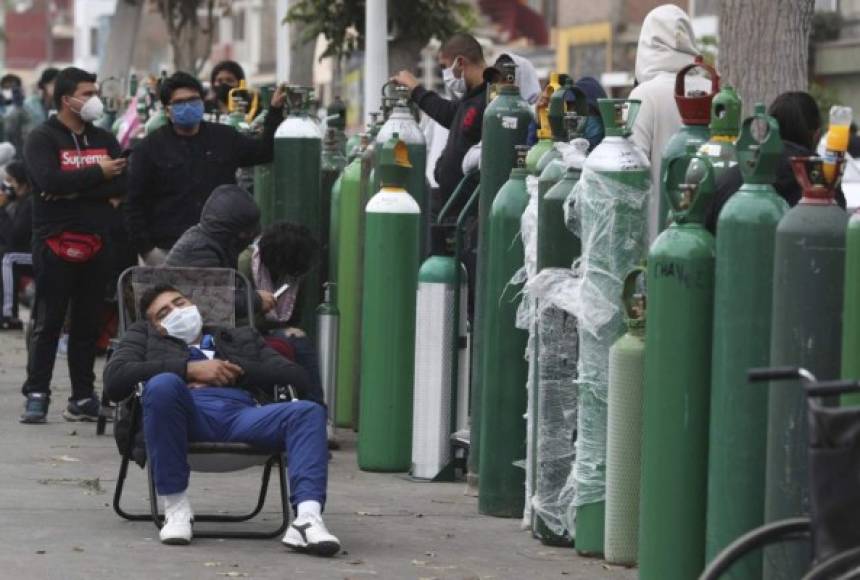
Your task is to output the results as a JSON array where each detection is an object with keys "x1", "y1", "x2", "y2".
[{"x1": 0, "y1": 320, "x2": 635, "y2": 580}]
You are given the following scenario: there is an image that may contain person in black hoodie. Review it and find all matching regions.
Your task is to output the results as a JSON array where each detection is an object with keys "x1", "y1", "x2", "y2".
[
  {"x1": 21, "y1": 66, "x2": 127, "y2": 424},
  {"x1": 705, "y1": 91, "x2": 846, "y2": 234},
  {"x1": 164, "y1": 183, "x2": 276, "y2": 319},
  {"x1": 125, "y1": 72, "x2": 285, "y2": 266},
  {"x1": 391, "y1": 33, "x2": 488, "y2": 214},
  {"x1": 0, "y1": 161, "x2": 35, "y2": 329}
]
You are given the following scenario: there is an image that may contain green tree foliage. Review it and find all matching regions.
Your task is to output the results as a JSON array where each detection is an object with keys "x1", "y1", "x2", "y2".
[{"x1": 286, "y1": 0, "x2": 474, "y2": 71}]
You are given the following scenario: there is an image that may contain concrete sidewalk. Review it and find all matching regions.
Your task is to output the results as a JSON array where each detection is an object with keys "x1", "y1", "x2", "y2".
[{"x1": 0, "y1": 324, "x2": 636, "y2": 580}]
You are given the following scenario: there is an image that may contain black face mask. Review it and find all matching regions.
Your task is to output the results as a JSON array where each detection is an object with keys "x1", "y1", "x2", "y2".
[{"x1": 214, "y1": 84, "x2": 232, "y2": 104}]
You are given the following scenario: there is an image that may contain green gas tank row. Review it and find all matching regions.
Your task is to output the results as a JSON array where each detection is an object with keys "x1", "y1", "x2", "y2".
[
  {"x1": 842, "y1": 212, "x2": 860, "y2": 406},
  {"x1": 640, "y1": 152, "x2": 716, "y2": 580}
]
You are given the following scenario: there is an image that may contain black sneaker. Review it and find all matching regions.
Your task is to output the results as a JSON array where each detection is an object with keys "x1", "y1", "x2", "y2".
[
  {"x1": 0, "y1": 317, "x2": 23, "y2": 330},
  {"x1": 63, "y1": 396, "x2": 100, "y2": 422},
  {"x1": 20, "y1": 393, "x2": 50, "y2": 424}
]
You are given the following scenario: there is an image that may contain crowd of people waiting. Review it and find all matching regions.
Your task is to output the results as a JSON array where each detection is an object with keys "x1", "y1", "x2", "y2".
[{"x1": 0, "y1": 2, "x2": 854, "y2": 554}]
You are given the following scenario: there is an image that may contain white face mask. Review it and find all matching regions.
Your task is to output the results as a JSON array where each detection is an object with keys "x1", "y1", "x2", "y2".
[
  {"x1": 161, "y1": 305, "x2": 203, "y2": 345},
  {"x1": 70, "y1": 95, "x2": 104, "y2": 122},
  {"x1": 1, "y1": 89, "x2": 12, "y2": 102},
  {"x1": 442, "y1": 58, "x2": 466, "y2": 99}
]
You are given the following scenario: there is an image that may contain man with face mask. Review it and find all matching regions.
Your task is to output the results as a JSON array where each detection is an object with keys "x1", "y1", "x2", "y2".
[
  {"x1": 125, "y1": 72, "x2": 285, "y2": 266},
  {"x1": 391, "y1": 32, "x2": 488, "y2": 214},
  {"x1": 103, "y1": 285, "x2": 339, "y2": 553},
  {"x1": 20, "y1": 67, "x2": 127, "y2": 424}
]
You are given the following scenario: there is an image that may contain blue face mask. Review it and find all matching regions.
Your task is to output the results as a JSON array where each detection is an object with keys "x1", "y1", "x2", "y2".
[
  {"x1": 583, "y1": 116, "x2": 604, "y2": 152},
  {"x1": 170, "y1": 99, "x2": 204, "y2": 128}
]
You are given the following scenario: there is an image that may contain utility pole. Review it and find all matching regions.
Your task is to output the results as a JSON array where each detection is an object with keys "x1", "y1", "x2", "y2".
[{"x1": 364, "y1": 0, "x2": 388, "y2": 123}]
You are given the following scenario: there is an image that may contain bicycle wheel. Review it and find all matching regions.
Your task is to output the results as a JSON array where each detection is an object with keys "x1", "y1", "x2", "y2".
[
  {"x1": 803, "y1": 546, "x2": 860, "y2": 580},
  {"x1": 700, "y1": 518, "x2": 812, "y2": 580}
]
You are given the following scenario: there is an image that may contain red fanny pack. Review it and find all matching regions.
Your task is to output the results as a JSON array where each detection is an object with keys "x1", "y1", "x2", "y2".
[{"x1": 45, "y1": 231, "x2": 103, "y2": 263}]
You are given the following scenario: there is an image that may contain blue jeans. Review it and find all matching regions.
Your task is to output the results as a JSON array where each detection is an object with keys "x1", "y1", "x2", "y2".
[{"x1": 142, "y1": 373, "x2": 328, "y2": 510}]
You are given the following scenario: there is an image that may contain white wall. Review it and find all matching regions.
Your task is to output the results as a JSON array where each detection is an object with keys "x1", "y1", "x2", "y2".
[{"x1": 74, "y1": 0, "x2": 117, "y2": 72}]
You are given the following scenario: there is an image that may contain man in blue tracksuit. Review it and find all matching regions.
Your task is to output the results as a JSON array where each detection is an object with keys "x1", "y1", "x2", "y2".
[{"x1": 103, "y1": 284, "x2": 340, "y2": 555}]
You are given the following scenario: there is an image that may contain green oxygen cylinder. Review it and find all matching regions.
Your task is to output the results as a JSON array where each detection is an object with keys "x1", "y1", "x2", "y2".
[
  {"x1": 529, "y1": 108, "x2": 588, "y2": 545},
  {"x1": 698, "y1": 85, "x2": 741, "y2": 180},
  {"x1": 764, "y1": 156, "x2": 848, "y2": 580},
  {"x1": 537, "y1": 81, "x2": 587, "y2": 207},
  {"x1": 321, "y1": 127, "x2": 348, "y2": 289},
  {"x1": 274, "y1": 86, "x2": 324, "y2": 341},
  {"x1": 254, "y1": 85, "x2": 276, "y2": 227},
  {"x1": 144, "y1": 109, "x2": 167, "y2": 135},
  {"x1": 478, "y1": 145, "x2": 531, "y2": 516},
  {"x1": 842, "y1": 211, "x2": 860, "y2": 406},
  {"x1": 333, "y1": 135, "x2": 367, "y2": 429},
  {"x1": 572, "y1": 99, "x2": 650, "y2": 557},
  {"x1": 357, "y1": 135, "x2": 420, "y2": 472},
  {"x1": 705, "y1": 103, "x2": 787, "y2": 580},
  {"x1": 660, "y1": 56, "x2": 718, "y2": 232},
  {"x1": 470, "y1": 64, "x2": 532, "y2": 485},
  {"x1": 526, "y1": 72, "x2": 567, "y2": 174},
  {"x1": 375, "y1": 85, "x2": 428, "y2": 254},
  {"x1": 604, "y1": 268, "x2": 646, "y2": 566},
  {"x1": 639, "y1": 149, "x2": 716, "y2": 580}
]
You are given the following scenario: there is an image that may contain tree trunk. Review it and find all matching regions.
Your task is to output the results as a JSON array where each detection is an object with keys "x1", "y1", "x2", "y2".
[{"x1": 718, "y1": 0, "x2": 815, "y2": 114}]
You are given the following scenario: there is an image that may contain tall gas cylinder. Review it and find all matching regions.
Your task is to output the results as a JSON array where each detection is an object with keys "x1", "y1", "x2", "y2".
[
  {"x1": 470, "y1": 65, "x2": 532, "y2": 481},
  {"x1": 530, "y1": 106, "x2": 588, "y2": 544},
  {"x1": 375, "y1": 85, "x2": 428, "y2": 252},
  {"x1": 332, "y1": 136, "x2": 367, "y2": 428},
  {"x1": 698, "y1": 85, "x2": 741, "y2": 179},
  {"x1": 321, "y1": 127, "x2": 347, "y2": 286},
  {"x1": 357, "y1": 135, "x2": 421, "y2": 472},
  {"x1": 842, "y1": 210, "x2": 860, "y2": 406},
  {"x1": 639, "y1": 149, "x2": 716, "y2": 580},
  {"x1": 274, "y1": 86, "x2": 324, "y2": 341},
  {"x1": 411, "y1": 239, "x2": 468, "y2": 480},
  {"x1": 253, "y1": 85, "x2": 277, "y2": 226},
  {"x1": 764, "y1": 156, "x2": 848, "y2": 580},
  {"x1": 537, "y1": 81, "x2": 587, "y2": 205},
  {"x1": 572, "y1": 99, "x2": 650, "y2": 557},
  {"x1": 604, "y1": 269, "x2": 646, "y2": 566},
  {"x1": 660, "y1": 55, "x2": 718, "y2": 233},
  {"x1": 705, "y1": 103, "x2": 787, "y2": 580},
  {"x1": 478, "y1": 146, "x2": 531, "y2": 516},
  {"x1": 316, "y1": 282, "x2": 338, "y2": 427}
]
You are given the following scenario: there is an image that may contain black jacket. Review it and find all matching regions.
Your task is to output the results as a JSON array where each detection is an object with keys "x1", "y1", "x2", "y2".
[
  {"x1": 124, "y1": 107, "x2": 282, "y2": 255},
  {"x1": 103, "y1": 320, "x2": 310, "y2": 404},
  {"x1": 411, "y1": 82, "x2": 487, "y2": 206},
  {"x1": 24, "y1": 116, "x2": 125, "y2": 239},
  {"x1": 0, "y1": 194, "x2": 33, "y2": 252},
  {"x1": 705, "y1": 140, "x2": 848, "y2": 235},
  {"x1": 104, "y1": 320, "x2": 311, "y2": 464},
  {"x1": 164, "y1": 184, "x2": 262, "y2": 314}
]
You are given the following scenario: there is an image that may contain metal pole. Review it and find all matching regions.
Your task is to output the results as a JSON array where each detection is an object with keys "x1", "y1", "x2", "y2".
[
  {"x1": 276, "y1": 0, "x2": 289, "y2": 84},
  {"x1": 364, "y1": 0, "x2": 388, "y2": 124}
]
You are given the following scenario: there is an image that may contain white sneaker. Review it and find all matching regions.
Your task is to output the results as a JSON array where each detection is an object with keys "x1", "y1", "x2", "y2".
[
  {"x1": 159, "y1": 495, "x2": 193, "y2": 545},
  {"x1": 282, "y1": 515, "x2": 341, "y2": 556}
]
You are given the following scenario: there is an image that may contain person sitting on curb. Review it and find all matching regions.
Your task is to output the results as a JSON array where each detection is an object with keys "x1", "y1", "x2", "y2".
[{"x1": 102, "y1": 284, "x2": 340, "y2": 554}]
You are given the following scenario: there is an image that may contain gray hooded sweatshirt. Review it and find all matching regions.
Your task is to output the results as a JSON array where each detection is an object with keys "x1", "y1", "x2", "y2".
[{"x1": 628, "y1": 4, "x2": 707, "y2": 243}]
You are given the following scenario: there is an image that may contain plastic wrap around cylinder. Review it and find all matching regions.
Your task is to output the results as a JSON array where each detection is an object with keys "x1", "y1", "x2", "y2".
[
  {"x1": 765, "y1": 194, "x2": 847, "y2": 580},
  {"x1": 841, "y1": 212, "x2": 860, "y2": 406},
  {"x1": 531, "y1": 165, "x2": 582, "y2": 543},
  {"x1": 332, "y1": 156, "x2": 364, "y2": 428},
  {"x1": 411, "y1": 256, "x2": 467, "y2": 480},
  {"x1": 640, "y1": 155, "x2": 716, "y2": 580},
  {"x1": 705, "y1": 105, "x2": 787, "y2": 580},
  {"x1": 478, "y1": 165, "x2": 530, "y2": 516},
  {"x1": 571, "y1": 100, "x2": 650, "y2": 556},
  {"x1": 604, "y1": 325, "x2": 645, "y2": 565},
  {"x1": 357, "y1": 185, "x2": 420, "y2": 471},
  {"x1": 274, "y1": 116, "x2": 323, "y2": 340},
  {"x1": 470, "y1": 85, "x2": 532, "y2": 481}
]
